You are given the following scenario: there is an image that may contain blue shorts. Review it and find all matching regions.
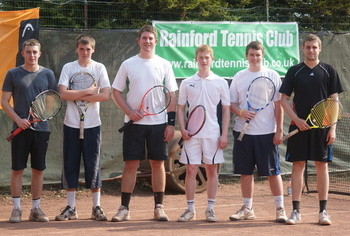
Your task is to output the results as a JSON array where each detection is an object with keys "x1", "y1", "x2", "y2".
[
  {"x1": 61, "y1": 125, "x2": 102, "y2": 189},
  {"x1": 123, "y1": 123, "x2": 168, "y2": 161},
  {"x1": 11, "y1": 129, "x2": 50, "y2": 171},
  {"x1": 232, "y1": 131, "x2": 281, "y2": 176}
]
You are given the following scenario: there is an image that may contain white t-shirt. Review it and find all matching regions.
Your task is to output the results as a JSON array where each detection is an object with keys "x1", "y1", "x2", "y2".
[
  {"x1": 58, "y1": 60, "x2": 111, "y2": 128},
  {"x1": 229, "y1": 67, "x2": 282, "y2": 135},
  {"x1": 112, "y1": 54, "x2": 178, "y2": 125},
  {"x1": 178, "y1": 72, "x2": 230, "y2": 138}
]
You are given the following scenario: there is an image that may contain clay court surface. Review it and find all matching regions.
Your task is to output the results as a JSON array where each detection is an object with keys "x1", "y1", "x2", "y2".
[{"x1": 1, "y1": 180, "x2": 349, "y2": 236}]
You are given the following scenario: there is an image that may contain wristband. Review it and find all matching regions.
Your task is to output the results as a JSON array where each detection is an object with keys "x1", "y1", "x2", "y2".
[
  {"x1": 239, "y1": 109, "x2": 243, "y2": 117},
  {"x1": 167, "y1": 112, "x2": 176, "y2": 126}
]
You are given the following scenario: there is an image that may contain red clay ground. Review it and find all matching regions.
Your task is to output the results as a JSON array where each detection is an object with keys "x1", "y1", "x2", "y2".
[{"x1": 1, "y1": 180, "x2": 349, "y2": 236}]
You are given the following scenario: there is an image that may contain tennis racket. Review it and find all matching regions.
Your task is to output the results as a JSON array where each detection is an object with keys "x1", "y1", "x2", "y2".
[
  {"x1": 178, "y1": 105, "x2": 206, "y2": 146},
  {"x1": 237, "y1": 76, "x2": 276, "y2": 141},
  {"x1": 283, "y1": 98, "x2": 343, "y2": 141},
  {"x1": 69, "y1": 71, "x2": 96, "y2": 139},
  {"x1": 6, "y1": 90, "x2": 62, "y2": 141},
  {"x1": 118, "y1": 85, "x2": 171, "y2": 133}
]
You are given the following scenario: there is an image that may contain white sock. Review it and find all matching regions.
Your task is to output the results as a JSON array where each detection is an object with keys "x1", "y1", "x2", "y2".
[
  {"x1": 92, "y1": 191, "x2": 101, "y2": 208},
  {"x1": 67, "y1": 191, "x2": 76, "y2": 209},
  {"x1": 32, "y1": 198, "x2": 41, "y2": 209},
  {"x1": 12, "y1": 197, "x2": 21, "y2": 210},
  {"x1": 274, "y1": 195, "x2": 284, "y2": 209},
  {"x1": 187, "y1": 200, "x2": 195, "y2": 212},
  {"x1": 243, "y1": 198, "x2": 253, "y2": 209},
  {"x1": 207, "y1": 199, "x2": 215, "y2": 211}
]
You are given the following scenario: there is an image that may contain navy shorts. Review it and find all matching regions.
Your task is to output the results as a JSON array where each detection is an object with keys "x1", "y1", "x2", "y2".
[
  {"x1": 232, "y1": 131, "x2": 281, "y2": 176},
  {"x1": 11, "y1": 129, "x2": 50, "y2": 171},
  {"x1": 61, "y1": 125, "x2": 102, "y2": 189},
  {"x1": 123, "y1": 123, "x2": 168, "y2": 161},
  {"x1": 285, "y1": 125, "x2": 332, "y2": 162}
]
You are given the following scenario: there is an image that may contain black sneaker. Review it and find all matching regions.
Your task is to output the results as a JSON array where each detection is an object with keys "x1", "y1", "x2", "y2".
[
  {"x1": 55, "y1": 206, "x2": 78, "y2": 221},
  {"x1": 91, "y1": 206, "x2": 107, "y2": 221}
]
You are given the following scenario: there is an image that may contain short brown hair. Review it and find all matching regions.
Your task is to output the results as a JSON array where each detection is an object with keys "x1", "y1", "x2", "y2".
[
  {"x1": 75, "y1": 35, "x2": 96, "y2": 49},
  {"x1": 302, "y1": 34, "x2": 322, "y2": 48},
  {"x1": 245, "y1": 41, "x2": 264, "y2": 56},
  {"x1": 22, "y1": 38, "x2": 41, "y2": 51},
  {"x1": 138, "y1": 25, "x2": 158, "y2": 40},
  {"x1": 195, "y1": 44, "x2": 214, "y2": 59}
]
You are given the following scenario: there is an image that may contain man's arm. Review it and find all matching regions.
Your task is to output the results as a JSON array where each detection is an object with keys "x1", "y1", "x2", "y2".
[
  {"x1": 219, "y1": 105, "x2": 230, "y2": 149},
  {"x1": 1, "y1": 91, "x2": 30, "y2": 130},
  {"x1": 111, "y1": 88, "x2": 142, "y2": 122},
  {"x1": 273, "y1": 100, "x2": 284, "y2": 145},
  {"x1": 280, "y1": 94, "x2": 309, "y2": 131}
]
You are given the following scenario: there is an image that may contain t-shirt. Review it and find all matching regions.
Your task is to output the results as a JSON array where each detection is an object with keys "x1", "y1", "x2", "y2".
[
  {"x1": 230, "y1": 67, "x2": 282, "y2": 135},
  {"x1": 112, "y1": 54, "x2": 178, "y2": 125},
  {"x1": 279, "y1": 62, "x2": 343, "y2": 119},
  {"x1": 58, "y1": 60, "x2": 110, "y2": 128},
  {"x1": 2, "y1": 65, "x2": 57, "y2": 132},
  {"x1": 178, "y1": 72, "x2": 230, "y2": 138}
]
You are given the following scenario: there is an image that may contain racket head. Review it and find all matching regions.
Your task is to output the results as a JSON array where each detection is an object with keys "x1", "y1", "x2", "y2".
[
  {"x1": 69, "y1": 71, "x2": 96, "y2": 105},
  {"x1": 246, "y1": 76, "x2": 276, "y2": 111},
  {"x1": 186, "y1": 105, "x2": 206, "y2": 136},
  {"x1": 309, "y1": 98, "x2": 343, "y2": 128},
  {"x1": 140, "y1": 85, "x2": 171, "y2": 116},
  {"x1": 30, "y1": 90, "x2": 62, "y2": 121}
]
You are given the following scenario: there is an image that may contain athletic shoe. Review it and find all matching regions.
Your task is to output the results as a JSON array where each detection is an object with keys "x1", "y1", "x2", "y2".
[
  {"x1": 229, "y1": 206, "x2": 256, "y2": 221},
  {"x1": 276, "y1": 207, "x2": 288, "y2": 223},
  {"x1": 29, "y1": 207, "x2": 49, "y2": 222},
  {"x1": 9, "y1": 208, "x2": 22, "y2": 223},
  {"x1": 55, "y1": 206, "x2": 78, "y2": 221},
  {"x1": 111, "y1": 206, "x2": 130, "y2": 222},
  {"x1": 319, "y1": 210, "x2": 331, "y2": 225},
  {"x1": 205, "y1": 209, "x2": 217, "y2": 222},
  {"x1": 91, "y1": 206, "x2": 107, "y2": 221},
  {"x1": 178, "y1": 209, "x2": 196, "y2": 222},
  {"x1": 286, "y1": 209, "x2": 301, "y2": 225},
  {"x1": 154, "y1": 204, "x2": 169, "y2": 221}
]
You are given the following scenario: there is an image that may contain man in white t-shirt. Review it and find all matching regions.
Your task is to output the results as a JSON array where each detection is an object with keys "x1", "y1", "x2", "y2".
[
  {"x1": 229, "y1": 41, "x2": 287, "y2": 223},
  {"x1": 111, "y1": 25, "x2": 177, "y2": 222},
  {"x1": 55, "y1": 35, "x2": 110, "y2": 222},
  {"x1": 177, "y1": 45, "x2": 230, "y2": 222}
]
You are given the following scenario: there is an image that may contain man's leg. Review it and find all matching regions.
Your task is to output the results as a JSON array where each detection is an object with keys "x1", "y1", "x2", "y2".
[
  {"x1": 315, "y1": 161, "x2": 331, "y2": 225},
  {"x1": 268, "y1": 174, "x2": 287, "y2": 222},
  {"x1": 205, "y1": 164, "x2": 219, "y2": 222},
  {"x1": 9, "y1": 170, "x2": 24, "y2": 223}
]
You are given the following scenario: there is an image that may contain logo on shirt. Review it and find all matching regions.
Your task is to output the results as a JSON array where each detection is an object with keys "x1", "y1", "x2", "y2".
[
  {"x1": 189, "y1": 84, "x2": 195, "y2": 88},
  {"x1": 310, "y1": 72, "x2": 315, "y2": 76}
]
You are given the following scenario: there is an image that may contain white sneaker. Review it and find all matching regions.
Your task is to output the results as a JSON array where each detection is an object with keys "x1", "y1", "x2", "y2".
[
  {"x1": 154, "y1": 204, "x2": 169, "y2": 221},
  {"x1": 229, "y1": 206, "x2": 255, "y2": 221},
  {"x1": 178, "y1": 209, "x2": 196, "y2": 222},
  {"x1": 286, "y1": 209, "x2": 301, "y2": 225},
  {"x1": 319, "y1": 210, "x2": 331, "y2": 225},
  {"x1": 276, "y1": 207, "x2": 288, "y2": 223},
  {"x1": 205, "y1": 209, "x2": 217, "y2": 222},
  {"x1": 9, "y1": 208, "x2": 22, "y2": 223},
  {"x1": 111, "y1": 206, "x2": 130, "y2": 222}
]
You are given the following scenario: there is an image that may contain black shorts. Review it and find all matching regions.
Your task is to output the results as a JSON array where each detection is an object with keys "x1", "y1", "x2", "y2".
[
  {"x1": 123, "y1": 123, "x2": 168, "y2": 161},
  {"x1": 11, "y1": 129, "x2": 50, "y2": 171},
  {"x1": 285, "y1": 125, "x2": 332, "y2": 162}
]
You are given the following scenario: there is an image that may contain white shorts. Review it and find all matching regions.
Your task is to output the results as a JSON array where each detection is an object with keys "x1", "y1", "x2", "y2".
[{"x1": 179, "y1": 138, "x2": 224, "y2": 165}]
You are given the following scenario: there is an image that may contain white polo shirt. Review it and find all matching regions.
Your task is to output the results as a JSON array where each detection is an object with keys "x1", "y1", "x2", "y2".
[
  {"x1": 178, "y1": 72, "x2": 230, "y2": 139},
  {"x1": 112, "y1": 54, "x2": 178, "y2": 125}
]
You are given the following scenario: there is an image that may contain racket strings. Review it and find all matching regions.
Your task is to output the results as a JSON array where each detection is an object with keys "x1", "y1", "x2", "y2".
[
  {"x1": 248, "y1": 79, "x2": 275, "y2": 109},
  {"x1": 69, "y1": 73, "x2": 95, "y2": 90},
  {"x1": 310, "y1": 100, "x2": 341, "y2": 127},
  {"x1": 142, "y1": 86, "x2": 170, "y2": 115},
  {"x1": 32, "y1": 92, "x2": 62, "y2": 120},
  {"x1": 186, "y1": 106, "x2": 206, "y2": 136}
]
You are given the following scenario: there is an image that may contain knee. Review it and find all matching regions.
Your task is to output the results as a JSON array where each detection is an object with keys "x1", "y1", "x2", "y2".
[{"x1": 186, "y1": 165, "x2": 199, "y2": 177}]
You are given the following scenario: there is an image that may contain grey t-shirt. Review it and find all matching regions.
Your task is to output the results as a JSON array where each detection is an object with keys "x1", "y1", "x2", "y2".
[{"x1": 2, "y1": 65, "x2": 57, "y2": 132}]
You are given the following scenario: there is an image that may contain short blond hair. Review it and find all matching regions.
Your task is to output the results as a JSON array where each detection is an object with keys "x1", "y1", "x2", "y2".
[
  {"x1": 22, "y1": 39, "x2": 41, "y2": 51},
  {"x1": 195, "y1": 44, "x2": 214, "y2": 58},
  {"x1": 302, "y1": 34, "x2": 322, "y2": 48},
  {"x1": 138, "y1": 25, "x2": 158, "y2": 40}
]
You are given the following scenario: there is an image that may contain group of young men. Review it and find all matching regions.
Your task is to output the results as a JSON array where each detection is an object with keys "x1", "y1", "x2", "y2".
[{"x1": 1, "y1": 25, "x2": 342, "y2": 226}]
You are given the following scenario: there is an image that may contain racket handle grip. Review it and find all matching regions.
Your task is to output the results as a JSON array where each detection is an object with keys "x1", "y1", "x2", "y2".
[
  {"x1": 6, "y1": 127, "x2": 24, "y2": 141},
  {"x1": 79, "y1": 120, "x2": 84, "y2": 139},
  {"x1": 118, "y1": 120, "x2": 134, "y2": 133},
  {"x1": 283, "y1": 129, "x2": 299, "y2": 141},
  {"x1": 237, "y1": 121, "x2": 249, "y2": 141},
  {"x1": 178, "y1": 137, "x2": 184, "y2": 146}
]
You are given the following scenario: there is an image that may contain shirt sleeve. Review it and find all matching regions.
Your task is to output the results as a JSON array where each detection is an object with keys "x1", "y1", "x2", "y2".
[{"x1": 111, "y1": 62, "x2": 127, "y2": 92}]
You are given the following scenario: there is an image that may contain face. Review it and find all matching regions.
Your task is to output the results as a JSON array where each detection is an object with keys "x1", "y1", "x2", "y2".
[
  {"x1": 303, "y1": 40, "x2": 321, "y2": 61},
  {"x1": 246, "y1": 48, "x2": 263, "y2": 67},
  {"x1": 137, "y1": 31, "x2": 157, "y2": 53},
  {"x1": 196, "y1": 51, "x2": 213, "y2": 70},
  {"x1": 21, "y1": 45, "x2": 41, "y2": 66},
  {"x1": 76, "y1": 43, "x2": 94, "y2": 61}
]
